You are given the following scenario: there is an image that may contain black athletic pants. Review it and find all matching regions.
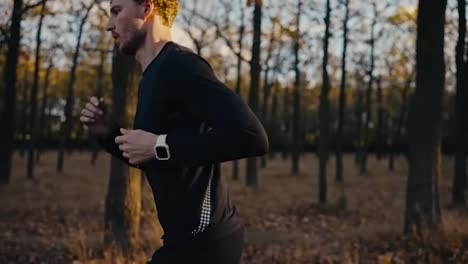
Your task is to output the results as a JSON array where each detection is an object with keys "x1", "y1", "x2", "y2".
[{"x1": 146, "y1": 227, "x2": 244, "y2": 264}]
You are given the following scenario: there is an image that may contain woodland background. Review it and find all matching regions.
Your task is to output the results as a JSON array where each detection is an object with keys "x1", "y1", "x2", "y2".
[{"x1": 1, "y1": 0, "x2": 468, "y2": 263}]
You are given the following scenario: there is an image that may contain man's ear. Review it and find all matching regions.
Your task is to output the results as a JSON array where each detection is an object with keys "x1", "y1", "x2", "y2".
[{"x1": 142, "y1": 0, "x2": 154, "y2": 19}]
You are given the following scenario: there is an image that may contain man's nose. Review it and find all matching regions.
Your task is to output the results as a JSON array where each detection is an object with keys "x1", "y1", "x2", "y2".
[{"x1": 105, "y1": 19, "x2": 114, "y2": 32}]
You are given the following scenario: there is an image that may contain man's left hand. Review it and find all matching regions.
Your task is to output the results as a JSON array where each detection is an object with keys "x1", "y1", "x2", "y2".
[{"x1": 115, "y1": 128, "x2": 158, "y2": 165}]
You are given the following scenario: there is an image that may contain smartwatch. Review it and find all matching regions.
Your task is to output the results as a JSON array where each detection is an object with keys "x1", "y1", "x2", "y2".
[{"x1": 154, "y1": 134, "x2": 170, "y2": 160}]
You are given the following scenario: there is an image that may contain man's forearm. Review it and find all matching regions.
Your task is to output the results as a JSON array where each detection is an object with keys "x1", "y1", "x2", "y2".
[{"x1": 163, "y1": 126, "x2": 268, "y2": 168}]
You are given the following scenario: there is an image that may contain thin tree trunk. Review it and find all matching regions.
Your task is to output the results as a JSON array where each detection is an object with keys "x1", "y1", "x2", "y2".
[
  {"x1": 260, "y1": 22, "x2": 279, "y2": 169},
  {"x1": 389, "y1": 74, "x2": 412, "y2": 171},
  {"x1": 335, "y1": 0, "x2": 350, "y2": 183},
  {"x1": 36, "y1": 58, "x2": 53, "y2": 163},
  {"x1": 292, "y1": 0, "x2": 303, "y2": 175},
  {"x1": 20, "y1": 67, "x2": 29, "y2": 157},
  {"x1": 376, "y1": 77, "x2": 384, "y2": 160},
  {"x1": 354, "y1": 76, "x2": 364, "y2": 165},
  {"x1": 404, "y1": 0, "x2": 446, "y2": 234},
  {"x1": 27, "y1": 0, "x2": 47, "y2": 179},
  {"x1": 268, "y1": 46, "x2": 284, "y2": 162},
  {"x1": 232, "y1": 0, "x2": 245, "y2": 181},
  {"x1": 57, "y1": 4, "x2": 93, "y2": 172},
  {"x1": 246, "y1": 0, "x2": 262, "y2": 187},
  {"x1": 360, "y1": 3, "x2": 377, "y2": 174},
  {"x1": 318, "y1": 0, "x2": 331, "y2": 204},
  {"x1": 282, "y1": 87, "x2": 290, "y2": 161},
  {"x1": 452, "y1": 0, "x2": 467, "y2": 206},
  {"x1": 269, "y1": 83, "x2": 279, "y2": 160},
  {"x1": 260, "y1": 69, "x2": 270, "y2": 169},
  {"x1": 91, "y1": 50, "x2": 106, "y2": 166}
]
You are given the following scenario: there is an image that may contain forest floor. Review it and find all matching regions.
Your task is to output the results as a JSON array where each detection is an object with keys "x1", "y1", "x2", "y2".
[{"x1": 1, "y1": 151, "x2": 468, "y2": 264}]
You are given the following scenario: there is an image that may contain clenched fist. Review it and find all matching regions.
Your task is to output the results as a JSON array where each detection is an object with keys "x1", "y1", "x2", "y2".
[
  {"x1": 79, "y1": 96, "x2": 114, "y2": 138},
  {"x1": 115, "y1": 128, "x2": 159, "y2": 165}
]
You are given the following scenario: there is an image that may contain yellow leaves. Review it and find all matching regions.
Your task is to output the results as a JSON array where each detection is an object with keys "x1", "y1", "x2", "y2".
[
  {"x1": 387, "y1": 5, "x2": 417, "y2": 26},
  {"x1": 246, "y1": 0, "x2": 263, "y2": 7},
  {"x1": 377, "y1": 254, "x2": 392, "y2": 264},
  {"x1": 271, "y1": 16, "x2": 281, "y2": 26},
  {"x1": 378, "y1": 252, "x2": 406, "y2": 264},
  {"x1": 279, "y1": 23, "x2": 298, "y2": 38}
]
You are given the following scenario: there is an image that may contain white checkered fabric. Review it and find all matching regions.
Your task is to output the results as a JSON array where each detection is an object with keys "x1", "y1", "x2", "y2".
[{"x1": 191, "y1": 177, "x2": 212, "y2": 235}]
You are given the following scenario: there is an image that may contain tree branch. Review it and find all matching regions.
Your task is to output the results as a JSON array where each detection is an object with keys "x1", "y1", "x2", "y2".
[{"x1": 191, "y1": 11, "x2": 251, "y2": 64}]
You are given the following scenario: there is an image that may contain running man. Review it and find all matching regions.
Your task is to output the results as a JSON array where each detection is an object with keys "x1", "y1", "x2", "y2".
[{"x1": 79, "y1": 0, "x2": 268, "y2": 263}]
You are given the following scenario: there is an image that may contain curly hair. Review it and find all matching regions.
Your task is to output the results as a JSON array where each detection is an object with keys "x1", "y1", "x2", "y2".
[{"x1": 134, "y1": 0, "x2": 179, "y2": 27}]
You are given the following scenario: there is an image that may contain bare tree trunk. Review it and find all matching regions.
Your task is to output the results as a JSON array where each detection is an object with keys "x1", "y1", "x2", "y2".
[
  {"x1": 389, "y1": 74, "x2": 413, "y2": 171},
  {"x1": 376, "y1": 77, "x2": 384, "y2": 160},
  {"x1": 282, "y1": 87, "x2": 290, "y2": 161},
  {"x1": 104, "y1": 47, "x2": 141, "y2": 257},
  {"x1": 232, "y1": 0, "x2": 245, "y2": 181},
  {"x1": 360, "y1": 3, "x2": 377, "y2": 174},
  {"x1": 335, "y1": 0, "x2": 350, "y2": 183},
  {"x1": 260, "y1": 22, "x2": 279, "y2": 169},
  {"x1": 318, "y1": 0, "x2": 331, "y2": 204},
  {"x1": 404, "y1": 0, "x2": 446, "y2": 234},
  {"x1": 354, "y1": 76, "x2": 364, "y2": 165},
  {"x1": 0, "y1": 0, "x2": 23, "y2": 184},
  {"x1": 27, "y1": 0, "x2": 47, "y2": 179},
  {"x1": 36, "y1": 58, "x2": 53, "y2": 163},
  {"x1": 452, "y1": 0, "x2": 467, "y2": 206},
  {"x1": 260, "y1": 68, "x2": 270, "y2": 169},
  {"x1": 91, "y1": 50, "x2": 106, "y2": 166},
  {"x1": 19, "y1": 67, "x2": 29, "y2": 158},
  {"x1": 269, "y1": 83, "x2": 279, "y2": 160},
  {"x1": 57, "y1": 4, "x2": 93, "y2": 172},
  {"x1": 292, "y1": 0, "x2": 303, "y2": 175},
  {"x1": 268, "y1": 47, "x2": 284, "y2": 162},
  {"x1": 246, "y1": 0, "x2": 262, "y2": 187}
]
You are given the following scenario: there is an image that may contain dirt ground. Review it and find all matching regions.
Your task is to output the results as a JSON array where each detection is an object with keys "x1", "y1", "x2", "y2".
[{"x1": 1, "y1": 151, "x2": 468, "y2": 263}]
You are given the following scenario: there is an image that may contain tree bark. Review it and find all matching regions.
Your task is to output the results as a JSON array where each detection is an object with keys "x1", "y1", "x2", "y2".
[
  {"x1": 404, "y1": 0, "x2": 446, "y2": 234},
  {"x1": 19, "y1": 67, "x2": 29, "y2": 158},
  {"x1": 376, "y1": 77, "x2": 384, "y2": 160},
  {"x1": 260, "y1": 69, "x2": 270, "y2": 169},
  {"x1": 354, "y1": 74, "x2": 364, "y2": 165},
  {"x1": 57, "y1": 4, "x2": 93, "y2": 172},
  {"x1": 360, "y1": 3, "x2": 377, "y2": 174},
  {"x1": 269, "y1": 83, "x2": 279, "y2": 160},
  {"x1": 232, "y1": 0, "x2": 245, "y2": 181},
  {"x1": 246, "y1": 0, "x2": 262, "y2": 187},
  {"x1": 318, "y1": 0, "x2": 331, "y2": 204},
  {"x1": 91, "y1": 50, "x2": 107, "y2": 166},
  {"x1": 281, "y1": 87, "x2": 291, "y2": 161},
  {"x1": 335, "y1": 0, "x2": 350, "y2": 183},
  {"x1": 104, "y1": 47, "x2": 141, "y2": 257},
  {"x1": 452, "y1": 0, "x2": 467, "y2": 206},
  {"x1": 27, "y1": 0, "x2": 47, "y2": 178},
  {"x1": 0, "y1": 0, "x2": 23, "y2": 184},
  {"x1": 389, "y1": 75, "x2": 412, "y2": 171},
  {"x1": 292, "y1": 0, "x2": 303, "y2": 175},
  {"x1": 36, "y1": 58, "x2": 53, "y2": 163}
]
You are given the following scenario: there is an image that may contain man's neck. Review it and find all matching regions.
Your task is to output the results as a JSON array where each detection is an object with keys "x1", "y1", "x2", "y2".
[{"x1": 135, "y1": 28, "x2": 172, "y2": 73}]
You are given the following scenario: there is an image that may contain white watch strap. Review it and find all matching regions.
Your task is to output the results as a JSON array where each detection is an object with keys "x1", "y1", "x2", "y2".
[
  {"x1": 154, "y1": 134, "x2": 170, "y2": 161},
  {"x1": 156, "y1": 134, "x2": 167, "y2": 145}
]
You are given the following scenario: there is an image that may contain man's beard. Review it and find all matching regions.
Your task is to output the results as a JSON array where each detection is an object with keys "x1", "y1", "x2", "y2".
[{"x1": 120, "y1": 31, "x2": 145, "y2": 55}]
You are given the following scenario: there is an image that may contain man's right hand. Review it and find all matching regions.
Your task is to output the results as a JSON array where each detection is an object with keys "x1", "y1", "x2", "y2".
[{"x1": 80, "y1": 96, "x2": 113, "y2": 138}]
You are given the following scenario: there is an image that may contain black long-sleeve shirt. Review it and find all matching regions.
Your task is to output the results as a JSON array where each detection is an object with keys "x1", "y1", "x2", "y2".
[{"x1": 98, "y1": 41, "x2": 268, "y2": 246}]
